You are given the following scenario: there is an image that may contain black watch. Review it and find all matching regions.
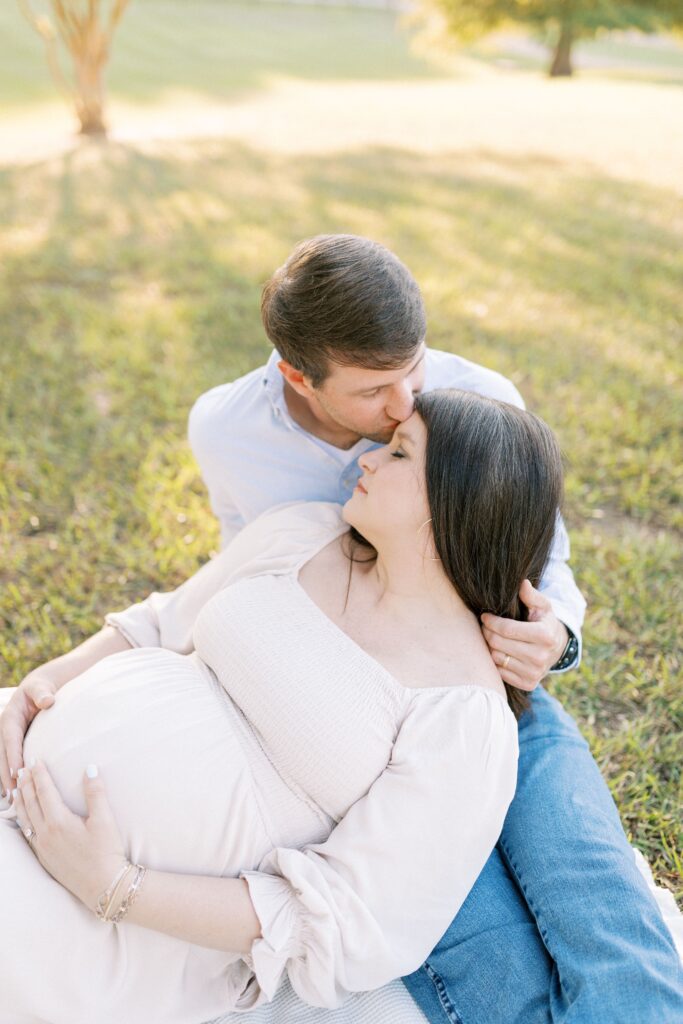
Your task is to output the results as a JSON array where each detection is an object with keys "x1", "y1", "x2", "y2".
[{"x1": 550, "y1": 628, "x2": 579, "y2": 671}]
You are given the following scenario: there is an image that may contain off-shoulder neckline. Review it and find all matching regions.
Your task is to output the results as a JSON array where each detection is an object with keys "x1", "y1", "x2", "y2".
[{"x1": 286, "y1": 524, "x2": 509, "y2": 705}]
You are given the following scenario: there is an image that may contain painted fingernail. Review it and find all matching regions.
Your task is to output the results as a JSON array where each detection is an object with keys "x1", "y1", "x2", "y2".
[
  {"x1": 17, "y1": 768, "x2": 26, "y2": 782},
  {"x1": 86, "y1": 764, "x2": 98, "y2": 779},
  {"x1": 12, "y1": 788, "x2": 18, "y2": 802}
]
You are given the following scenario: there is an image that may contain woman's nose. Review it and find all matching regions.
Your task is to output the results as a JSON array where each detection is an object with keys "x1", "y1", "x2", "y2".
[{"x1": 358, "y1": 451, "x2": 377, "y2": 473}]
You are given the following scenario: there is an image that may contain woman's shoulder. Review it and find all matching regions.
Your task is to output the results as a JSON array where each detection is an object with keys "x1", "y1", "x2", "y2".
[
  {"x1": 245, "y1": 497, "x2": 350, "y2": 540},
  {"x1": 222, "y1": 501, "x2": 349, "y2": 582},
  {"x1": 396, "y1": 685, "x2": 519, "y2": 771}
]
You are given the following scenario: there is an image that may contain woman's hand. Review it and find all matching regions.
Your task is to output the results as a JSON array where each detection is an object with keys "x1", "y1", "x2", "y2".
[
  {"x1": 0, "y1": 674, "x2": 57, "y2": 799},
  {"x1": 12, "y1": 760, "x2": 127, "y2": 913}
]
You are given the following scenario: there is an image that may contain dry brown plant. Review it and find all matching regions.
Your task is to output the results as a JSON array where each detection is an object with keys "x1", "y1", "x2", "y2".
[{"x1": 18, "y1": 0, "x2": 130, "y2": 135}]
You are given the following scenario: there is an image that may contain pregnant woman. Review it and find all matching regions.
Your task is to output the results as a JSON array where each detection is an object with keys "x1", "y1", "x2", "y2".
[{"x1": 0, "y1": 389, "x2": 561, "y2": 1024}]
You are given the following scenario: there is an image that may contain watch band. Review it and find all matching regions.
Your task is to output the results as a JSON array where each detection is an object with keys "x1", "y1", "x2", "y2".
[{"x1": 550, "y1": 628, "x2": 579, "y2": 672}]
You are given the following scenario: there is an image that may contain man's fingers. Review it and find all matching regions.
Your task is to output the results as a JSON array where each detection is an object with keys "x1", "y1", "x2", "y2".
[
  {"x1": 482, "y1": 628, "x2": 543, "y2": 664},
  {"x1": 493, "y1": 654, "x2": 538, "y2": 692},
  {"x1": 519, "y1": 579, "x2": 552, "y2": 615},
  {"x1": 480, "y1": 613, "x2": 545, "y2": 643},
  {"x1": 501, "y1": 670, "x2": 538, "y2": 693},
  {"x1": 490, "y1": 649, "x2": 541, "y2": 692}
]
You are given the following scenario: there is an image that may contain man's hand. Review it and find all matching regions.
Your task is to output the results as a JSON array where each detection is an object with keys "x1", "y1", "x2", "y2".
[
  {"x1": 481, "y1": 579, "x2": 568, "y2": 692},
  {"x1": 0, "y1": 674, "x2": 57, "y2": 799}
]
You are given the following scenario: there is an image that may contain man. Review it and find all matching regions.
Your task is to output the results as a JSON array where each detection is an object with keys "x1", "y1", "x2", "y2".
[{"x1": 187, "y1": 235, "x2": 682, "y2": 1021}]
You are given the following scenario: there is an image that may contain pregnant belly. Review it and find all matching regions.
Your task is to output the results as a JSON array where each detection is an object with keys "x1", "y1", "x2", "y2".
[{"x1": 22, "y1": 647, "x2": 269, "y2": 877}]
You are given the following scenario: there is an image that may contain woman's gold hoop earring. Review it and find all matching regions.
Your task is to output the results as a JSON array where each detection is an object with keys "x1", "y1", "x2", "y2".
[{"x1": 417, "y1": 518, "x2": 440, "y2": 561}]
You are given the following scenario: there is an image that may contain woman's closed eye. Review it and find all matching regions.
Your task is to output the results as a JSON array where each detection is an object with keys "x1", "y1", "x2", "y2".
[{"x1": 390, "y1": 449, "x2": 406, "y2": 459}]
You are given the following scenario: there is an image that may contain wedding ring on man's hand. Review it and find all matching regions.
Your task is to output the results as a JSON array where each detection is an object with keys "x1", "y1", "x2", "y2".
[
  {"x1": 502, "y1": 654, "x2": 511, "y2": 670},
  {"x1": 23, "y1": 827, "x2": 37, "y2": 845}
]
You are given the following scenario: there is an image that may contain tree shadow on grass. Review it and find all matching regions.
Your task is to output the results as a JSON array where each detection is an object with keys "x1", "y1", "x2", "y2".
[{"x1": 0, "y1": 140, "x2": 680, "y2": 546}]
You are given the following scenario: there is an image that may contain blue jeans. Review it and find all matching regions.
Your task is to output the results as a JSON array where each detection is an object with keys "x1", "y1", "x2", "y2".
[{"x1": 402, "y1": 686, "x2": 683, "y2": 1023}]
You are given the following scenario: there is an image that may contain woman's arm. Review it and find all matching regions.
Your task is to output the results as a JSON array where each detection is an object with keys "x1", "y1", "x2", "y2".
[
  {"x1": 116, "y1": 870, "x2": 261, "y2": 953},
  {"x1": 24, "y1": 626, "x2": 132, "y2": 695},
  {"x1": 0, "y1": 626, "x2": 131, "y2": 795}
]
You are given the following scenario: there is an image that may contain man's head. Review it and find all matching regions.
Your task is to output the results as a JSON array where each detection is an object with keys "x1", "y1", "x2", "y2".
[{"x1": 261, "y1": 234, "x2": 427, "y2": 443}]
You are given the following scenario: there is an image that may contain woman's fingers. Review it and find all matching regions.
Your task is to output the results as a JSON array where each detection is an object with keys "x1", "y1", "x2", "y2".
[
  {"x1": 12, "y1": 781, "x2": 35, "y2": 845},
  {"x1": 25, "y1": 676, "x2": 57, "y2": 712},
  {"x1": 31, "y1": 761, "x2": 70, "y2": 824},
  {"x1": 0, "y1": 680, "x2": 57, "y2": 800},
  {"x1": 0, "y1": 702, "x2": 27, "y2": 798},
  {"x1": 0, "y1": 745, "x2": 12, "y2": 800},
  {"x1": 17, "y1": 765, "x2": 48, "y2": 834}
]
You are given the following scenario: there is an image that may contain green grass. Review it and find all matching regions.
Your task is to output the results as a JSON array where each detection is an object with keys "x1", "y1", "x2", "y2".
[
  {"x1": 1, "y1": 4, "x2": 681, "y2": 904},
  {"x1": 0, "y1": 1, "x2": 439, "y2": 108}
]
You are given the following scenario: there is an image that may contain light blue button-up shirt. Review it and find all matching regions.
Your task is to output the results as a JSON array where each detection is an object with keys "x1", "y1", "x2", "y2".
[{"x1": 188, "y1": 347, "x2": 586, "y2": 668}]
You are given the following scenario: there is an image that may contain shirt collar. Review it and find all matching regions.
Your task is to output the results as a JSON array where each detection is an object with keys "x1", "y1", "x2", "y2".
[{"x1": 262, "y1": 348, "x2": 289, "y2": 417}]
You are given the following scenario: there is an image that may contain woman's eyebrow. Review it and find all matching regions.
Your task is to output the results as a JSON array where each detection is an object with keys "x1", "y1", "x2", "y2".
[{"x1": 394, "y1": 431, "x2": 413, "y2": 446}]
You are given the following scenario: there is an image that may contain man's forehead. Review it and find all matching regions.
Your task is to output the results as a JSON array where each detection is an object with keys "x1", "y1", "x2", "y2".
[{"x1": 329, "y1": 344, "x2": 425, "y2": 390}]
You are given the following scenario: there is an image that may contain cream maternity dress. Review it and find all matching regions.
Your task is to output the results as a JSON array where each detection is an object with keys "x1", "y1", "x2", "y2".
[{"x1": 0, "y1": 501, "x2": 519, "y2": 1024}]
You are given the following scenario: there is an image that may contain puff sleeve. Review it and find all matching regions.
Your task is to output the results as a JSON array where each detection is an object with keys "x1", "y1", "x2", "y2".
[
  {"x1": 104, "y1": 501, "x2": 346, "y2": 652},
  {"x1": 237, "y1": 686, "x2": 518, "y2": 1010}
]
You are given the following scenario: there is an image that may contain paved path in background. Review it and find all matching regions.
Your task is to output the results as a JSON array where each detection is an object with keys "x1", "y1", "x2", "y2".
[{"x1": 1, "y1": 69, "x2": 682, "y2": 193}]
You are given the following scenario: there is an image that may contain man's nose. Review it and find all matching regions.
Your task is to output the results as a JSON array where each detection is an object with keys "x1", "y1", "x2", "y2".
[{"x1": 386, "y1": 382, "x2": 415, "y2": 422}]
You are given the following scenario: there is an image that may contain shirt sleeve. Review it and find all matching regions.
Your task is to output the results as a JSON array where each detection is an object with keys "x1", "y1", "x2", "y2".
[
  {"x1": 188, "y1": 389, "x2": 247, "y2": 548},
  {"x1": 538, "y1": 512, "x2": 587, "y2": 671},
  {"x1": 236, "y1": 687, "x2": 518, "y2": 1010},
  {"x1": 105, "y1": 501, "x2": 345, "y2": 653}
]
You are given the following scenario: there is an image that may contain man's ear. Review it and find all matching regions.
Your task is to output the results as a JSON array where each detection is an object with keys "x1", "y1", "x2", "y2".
[{"x1": 277, "y1": 359, "x2": 315, "y2": 398}]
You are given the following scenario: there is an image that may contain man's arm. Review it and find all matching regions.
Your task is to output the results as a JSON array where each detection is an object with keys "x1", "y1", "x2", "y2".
[{"x1": 188, "y1": 388, "x2": 247, "y2": 548}]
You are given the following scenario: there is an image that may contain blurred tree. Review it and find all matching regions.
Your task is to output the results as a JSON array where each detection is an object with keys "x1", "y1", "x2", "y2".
[
  {"x1": 425, "y1": 0, "x2": 682, "y2": 76},
  {"x1": 18, "y1": 0, "x2": 130, "y2": 134}
]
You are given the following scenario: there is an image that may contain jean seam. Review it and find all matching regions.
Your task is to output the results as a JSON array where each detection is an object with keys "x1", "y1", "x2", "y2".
[
  {"x1": 498, "y1": 837, "x2": 551, "y2": 947},
  {"x1": 422, "y1": 961, "x2": 465, "y2": 1024},
  {"x1": 498, "y1": 835, "x2": 567, "y2": 1007}
]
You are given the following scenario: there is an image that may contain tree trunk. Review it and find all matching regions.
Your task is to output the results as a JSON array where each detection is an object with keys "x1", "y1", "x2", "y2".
[
  {"x1": 74, "y1": 51, "x2": 107, "y2": 136},
  {"x1": 549, "y1": 22, "x2": 573, "y2": 77}
]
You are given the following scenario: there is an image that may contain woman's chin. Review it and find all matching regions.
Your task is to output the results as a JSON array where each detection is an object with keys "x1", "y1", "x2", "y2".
[{"x1": 341, "y1": 494, "x2": 363, "y2": 528}]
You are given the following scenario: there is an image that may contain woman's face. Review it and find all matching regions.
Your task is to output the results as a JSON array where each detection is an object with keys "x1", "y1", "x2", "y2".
[{"x1": 342, "y1": 411, "x2": 432, "y2": 546}]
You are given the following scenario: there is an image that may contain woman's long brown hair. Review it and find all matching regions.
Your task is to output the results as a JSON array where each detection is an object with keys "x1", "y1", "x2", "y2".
[{"x1": 345, "y1": 389, "x2": 565, "y2": 719}]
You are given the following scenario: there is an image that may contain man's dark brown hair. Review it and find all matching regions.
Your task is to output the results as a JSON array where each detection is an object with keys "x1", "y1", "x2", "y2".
[{"x1": 261, "y1": 234, "x2": 426, "y2": 388}]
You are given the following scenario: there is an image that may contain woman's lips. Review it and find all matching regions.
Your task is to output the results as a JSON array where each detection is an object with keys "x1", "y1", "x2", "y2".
[{"x1": 355, "y1": 481, "x2": 368, "y2": 494}]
